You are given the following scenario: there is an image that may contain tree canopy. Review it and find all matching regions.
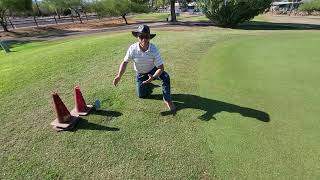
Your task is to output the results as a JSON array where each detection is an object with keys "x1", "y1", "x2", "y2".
[
  {"x1": 0, "y1": 0, "x2": 32, "y2": 31},
  {"x1": 199, "y1": 0, "x2": 271, "y2": 28},
  {"x1": 43, "y1": 0, "x2": 85, "y2": 22},
  {"x1": 93, "y1": 0, "x2": 150, "y2": 24},
  {"x1": 299, "y1": 0, "x2": 320, "y2": 14}
]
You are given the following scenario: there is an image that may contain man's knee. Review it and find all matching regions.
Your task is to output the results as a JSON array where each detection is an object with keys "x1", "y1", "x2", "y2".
[
  {"x1": 136, "y1": 84, "x2": 150, "y2": 98},
  {"x1": 160, "y1": 71, "x2": 170, "y2": 83}
]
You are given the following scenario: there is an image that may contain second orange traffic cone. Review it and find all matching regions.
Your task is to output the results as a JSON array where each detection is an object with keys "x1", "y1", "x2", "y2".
[{"x1": 73, "y1": 85, "x2": 93, "y2": 116}]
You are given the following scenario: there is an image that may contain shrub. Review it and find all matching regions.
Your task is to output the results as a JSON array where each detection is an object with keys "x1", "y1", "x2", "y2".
[
  {"x1": 198, "y1": 0, "x2": 272, "y2": 28},
  {"x1": 299, "y1": 0, "x2": 320, "y2": 14}
]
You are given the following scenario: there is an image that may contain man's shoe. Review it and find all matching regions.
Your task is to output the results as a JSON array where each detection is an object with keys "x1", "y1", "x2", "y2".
[{"x1": 164, "y1": 100, "x2": 176, "y2": 111}]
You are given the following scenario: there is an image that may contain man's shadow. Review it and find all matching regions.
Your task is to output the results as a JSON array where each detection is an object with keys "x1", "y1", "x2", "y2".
[
  {"x1": 75, "y1": 110, "x2": 122, "y2": 131},
  {"x1": 148, "y1": 94, "x2": 270, "y2": 122}
]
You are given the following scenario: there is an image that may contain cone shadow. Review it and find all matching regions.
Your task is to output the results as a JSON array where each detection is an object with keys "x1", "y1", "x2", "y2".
[
  {"x1": 91, "y1": 109, "x2": 122, "y2": 117},
  {"x1": 75, "y1": 118, "x2": 120, "y2": 131}
]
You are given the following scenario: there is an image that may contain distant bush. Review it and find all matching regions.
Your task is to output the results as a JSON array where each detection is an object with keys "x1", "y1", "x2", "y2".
[
  {"x1": 198, "y1": 0, "x2": 272, "y2": 28},
  {"x1": 299, "y1": 0, "x2": 320, "y2": 14}
]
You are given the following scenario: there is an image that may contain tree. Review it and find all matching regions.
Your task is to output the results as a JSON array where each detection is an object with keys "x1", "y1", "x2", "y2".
[
  {"x1": 44, "y1": 0, "x2": 85, "y2": 23},
  {"x1": 93, "y1": 0, "x2": 150, "y2": 24},
  {"x1": 299, "y1": 0, "x2": 320, "y2": 15},
  {"x1": 198, "y1": 0, "x2": 271, "y2": 28},
  {"x1": 156, "y1": 0, "x2": 180, "y2": 22},
  {"x1": 170, "y1": 0, "x2": 176, "y2": 22},
  {"x1": 33, "y1": 0, "x2": 42, "y2": 16},
  {"x1": 39, "y1": 1, "x2": 57, "y2": 17},
  {"x1": 157, "y1": 0, "x2": 169, "y2": 8},
  {"x1": 41, "y1": 0, "x2": 65, "y2": 18},
  {"x1": 0, "y1": 0, "x2": 32, "y2": 32}
]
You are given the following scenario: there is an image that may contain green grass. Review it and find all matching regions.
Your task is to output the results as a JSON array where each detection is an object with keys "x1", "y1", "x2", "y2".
[
  {"x1": 177, "y1": 13, "x2": 209, "y2": 21},
  {"x1": 200, "y1": 32, "x2": 320, "y2": 179},
  {"x1": 131, "y1": 13, "x2": 170, "y2": 21},
  {"x1": 1, "y1": 27, "x2": 319, "y2": 179}
]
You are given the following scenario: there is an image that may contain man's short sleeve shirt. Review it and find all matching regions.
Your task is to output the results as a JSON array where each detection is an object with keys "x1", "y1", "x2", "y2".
[{"x1": 124, "y1": 42, "x2": 164, "y2": 74}]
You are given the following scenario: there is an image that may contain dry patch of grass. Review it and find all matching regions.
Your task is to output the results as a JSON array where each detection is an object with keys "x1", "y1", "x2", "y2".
[{"x1": 0, "y1": 17, "x2": 135, "y2": 39}]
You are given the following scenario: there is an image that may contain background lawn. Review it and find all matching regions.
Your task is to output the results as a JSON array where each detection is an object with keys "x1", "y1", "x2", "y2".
[{"x1": 0, "y1": 26, "x2": 319, "y2": 179}]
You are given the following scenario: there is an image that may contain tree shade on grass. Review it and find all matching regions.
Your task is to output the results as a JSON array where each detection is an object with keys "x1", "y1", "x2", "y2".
[{"x1": 0, "y1": 29, "x2": 319, "y2": 179}]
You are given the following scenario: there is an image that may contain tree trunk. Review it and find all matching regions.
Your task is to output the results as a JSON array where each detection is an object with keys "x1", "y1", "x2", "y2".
[
  {"x1": 77, "y1": 11, "x2": 83, "y2": 24},
  {"x1": 33, "y1": 16, "x2": 38, "y2": 27},
  {"x1": 121, "y1": 14, "x2": 128, "y2": 25},
  {"x1": 53, "y1": 15, "x2": 58, "y2": 24},
  {"x1": 71, "y1": 8, "x2": 83, "y2": 24},
  {"x1": 170, "y1": 0, "x2": 177, "y2": 22},
  {"x1": 55, "y1": 9, "x2": 61, "y2": 19},
  {"x1": 8, "y1": 18, "x2": 15, "y2": 29},
  {"x1": 84, "y1": 12, "x2": 88, "y2": 21},
  {"x1": 0, "y1": 16, "x2": 9, "y2": 32},
  {"x1": 0, "y1": 22, "x2": 9, "y2": 32},
  {"x1": 34, "y1": 0, "x2": 42, "y2": 16}
]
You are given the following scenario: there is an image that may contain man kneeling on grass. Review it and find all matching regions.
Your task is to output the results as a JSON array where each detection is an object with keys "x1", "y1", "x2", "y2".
[{"x1": 113, "y1": 25, "x2": 176, "y2": 111}]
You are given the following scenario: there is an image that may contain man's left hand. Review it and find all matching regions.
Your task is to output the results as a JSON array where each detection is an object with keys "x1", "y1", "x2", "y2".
[{"x1": 142, "y1": 74, "x2": 154, "y2": 84}]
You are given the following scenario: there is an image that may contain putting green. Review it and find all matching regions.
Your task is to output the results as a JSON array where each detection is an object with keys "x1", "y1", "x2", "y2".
[{"x1": 199, "y1": 31, "x2": 320, "y2": 179}]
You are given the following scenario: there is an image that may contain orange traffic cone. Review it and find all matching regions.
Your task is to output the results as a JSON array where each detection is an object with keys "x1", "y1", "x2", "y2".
[
  {"x1": 50, "y1": 92, "x2": 79, "y2": 131},
  {"x1": 73, "y1": 85, "x2": 93, "y2": 116}
]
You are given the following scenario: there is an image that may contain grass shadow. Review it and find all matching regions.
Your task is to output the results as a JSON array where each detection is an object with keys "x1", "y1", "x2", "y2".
[
  {"x1": 0, "y1": 39, "x2": 44, "y2": 53},
  {"x1": 236, "y1": 20, "x2": 320, "y2": 30},
  {"x1": 148, "y1": 93, "x2": 270, "y2": 122},
  {"x1": 6, "y1": 39, "x2": 43, "y2": 48}
]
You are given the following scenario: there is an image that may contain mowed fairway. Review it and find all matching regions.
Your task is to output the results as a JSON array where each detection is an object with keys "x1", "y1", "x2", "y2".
[{"x1": 0, "y1": 28, "x2": 319, "y2": 179}]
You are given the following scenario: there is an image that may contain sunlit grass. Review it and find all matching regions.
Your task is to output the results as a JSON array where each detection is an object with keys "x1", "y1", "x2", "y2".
[{"x1": 1, "y1": 26, "x2": 319, "y2": 179}]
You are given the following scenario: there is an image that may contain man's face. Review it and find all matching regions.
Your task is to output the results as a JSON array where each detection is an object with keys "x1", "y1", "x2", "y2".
[{"x1": 138, "y1": 33, "x2": 150, "y2": 48}]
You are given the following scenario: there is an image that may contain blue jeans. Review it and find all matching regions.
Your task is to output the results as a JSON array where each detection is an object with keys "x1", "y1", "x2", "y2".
[{"x1": 136, "y1": 67, "x2": 172, "y2": 101}]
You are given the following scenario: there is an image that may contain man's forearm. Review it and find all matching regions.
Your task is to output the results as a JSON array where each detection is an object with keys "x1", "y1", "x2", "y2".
[
  {"x1": 117, "y1": 61, "x2": 128, "y2": 77},
  {"x1": 153, "y1": 65, "x2": 164, "y2": 78}
]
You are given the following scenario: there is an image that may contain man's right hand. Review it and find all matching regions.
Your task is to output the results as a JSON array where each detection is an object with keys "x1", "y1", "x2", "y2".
[{"x1": 113, "y1": 75, "x2": 121, "y2": 86}]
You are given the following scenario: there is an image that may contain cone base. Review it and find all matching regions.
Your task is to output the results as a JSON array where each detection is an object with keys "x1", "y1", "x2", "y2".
[
  {"x1": 52, "y1": 119, "x2": 79, "y2": 131},
  {"x1": 73, "y1": 105, "x2": 93, "y2": 116},
  {"x1": 51, "y1": 113, "x2": 79, "y2": 131}
]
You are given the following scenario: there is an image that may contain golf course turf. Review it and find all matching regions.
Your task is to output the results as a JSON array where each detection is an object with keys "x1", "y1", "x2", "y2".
[{"x1": 0, "y1": 26, "x2": 319, "y2": 179}]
